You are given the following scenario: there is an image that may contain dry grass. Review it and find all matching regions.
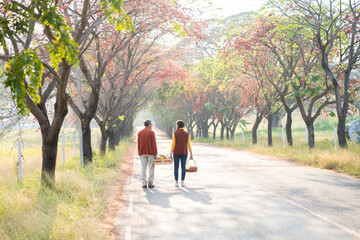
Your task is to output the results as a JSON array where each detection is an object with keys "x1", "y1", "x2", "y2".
[
  {"x1": 0, "y1": 134, "x2": 132, "y2": 240},
  {"x1": 0, "y1": 128, "x2": 101, "y2": 182}
]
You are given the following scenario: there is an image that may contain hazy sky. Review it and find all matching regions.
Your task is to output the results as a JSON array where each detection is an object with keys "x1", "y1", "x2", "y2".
[
  {"x1": 211, "y1": 0, "x2": 267, "y2": 17},
  {"x1": 185, "y1": 0, "x2": 267, "y2": 19}
]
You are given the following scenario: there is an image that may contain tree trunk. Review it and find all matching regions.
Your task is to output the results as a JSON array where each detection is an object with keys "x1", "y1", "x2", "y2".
[
  {"x1": 100, "y1": 131, "x2": 108, "y2": 156},
  {"x1": 213, "y1": 123, "x2": 218, "y2": 140},
  {"x1": 220, "y1": 122, "x2": 226, "y2": 140},
  {"x1": 189, "y1": 126, "x2": 194, "y2": 140},
  {"x1": 252, "y1": 114, "x2": 263, "y2": 145},
  {"x1": 82, "y1": 123, "x2": 92, "y2": 164},
  {"x1": 36, "y1": 62, "x2": 70, "y2": 185},
  {"x1": 267, "y1": 113, "x2": 273, "y2": 147},
  {"x1": 285, "y1": 110, "x2": 293, "y2": 146},
  {"x1": 124, "y1": 113, "x2": 134, "y2": 137},
  {"x1": 337, "y1": 116, "x2": 347, "y2": 148},
  {"x1": 202, "y1": 122, "x2": 209, "y2": 138},
  {"x1": 307, "y1": 122, "x2": 315, "y2": 149},
  {"x1": 41, "y1": 138, "x2": 58, "y2": 186},
  {"x1": 226, "y1": 127, "x2": 230, "y2": 140},
  {"x1": 109, "y1": 128, "x2": 115, "y2": 151},
  {"x1": 231, "y1": 128, "x2": 236, "y2": 140},
  {"x1": 113, "y1": 120, "x2": 122, "y2": 146},
  {"x1": 114, "y1": 128, "x2": 121, "y2": 146},
  {"x1": 320, "y1": 48, "x2": 349, "y2": 148}
]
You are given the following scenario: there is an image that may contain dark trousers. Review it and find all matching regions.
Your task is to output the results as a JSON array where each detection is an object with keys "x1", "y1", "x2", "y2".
[{"x1": 174, "y1": 154, "x2": 187, "y2": 181}]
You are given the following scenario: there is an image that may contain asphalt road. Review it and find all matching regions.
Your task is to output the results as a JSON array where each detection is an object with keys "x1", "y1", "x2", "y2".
[{"x1": 115, "y1": 129, "x2": 360, "y2": 240}]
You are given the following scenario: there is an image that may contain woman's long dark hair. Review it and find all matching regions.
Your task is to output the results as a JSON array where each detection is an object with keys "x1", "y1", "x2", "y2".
[{"x1": 176, "y1": 120, "x2": 185, "y2": 130}]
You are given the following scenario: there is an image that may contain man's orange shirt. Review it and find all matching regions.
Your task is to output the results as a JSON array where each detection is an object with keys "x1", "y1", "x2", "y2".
[{"x1": 137, "y1": 127, "x2": 158, "y2": 156}]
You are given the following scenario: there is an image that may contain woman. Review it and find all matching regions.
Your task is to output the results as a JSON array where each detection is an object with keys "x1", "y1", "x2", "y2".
[{"x1": 170, "y1": 120, "x2": 193, "y2": 187}]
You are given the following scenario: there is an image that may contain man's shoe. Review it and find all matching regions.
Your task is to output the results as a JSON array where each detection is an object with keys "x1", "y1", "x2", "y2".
[
  {"x1": 142, "y1": 184, "x2": 147, "y2": 188},
  {"x1": 148, "y1": 182, "x2": 155, "y2": 188},
  {"x1": 174, "y1": 182, "x2": 179, "y2": 187},
  {"x1": 181, "y1": 182, "x2": 185, "y2": 187}
]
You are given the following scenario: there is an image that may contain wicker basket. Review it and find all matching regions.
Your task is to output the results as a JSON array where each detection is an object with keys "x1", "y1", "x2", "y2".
[
  {"x1": 154, "y1": 157, "x2": 173, "y2": 165},
  {"x1": 186, "y1": 159, "x2": 198, "y2": 172}
]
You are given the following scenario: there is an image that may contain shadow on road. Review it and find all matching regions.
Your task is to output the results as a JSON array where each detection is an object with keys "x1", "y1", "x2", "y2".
[
  {"x1": 180, "y1": 187, "x2": 212, "y2": 205},
  {"x1": 143, "y1": 188, "x2": 173, "y2": 208},
  {"x1": 143, "y1": 187, "x2": 212, "y2": 208}
]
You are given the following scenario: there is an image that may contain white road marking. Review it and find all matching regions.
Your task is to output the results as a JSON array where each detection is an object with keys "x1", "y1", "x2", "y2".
[
  {"x1": 127, "y1": 194, "x2": 134, "y2": 215},
  {"x1": 247, "y1": 179, "x2": 360, "y2": 239},
  {"x1": 131, "y1": 173, "x2": 134, "y2": 188},
  {"x1": 125, "y1": 226, "x2": 131, "y2": 240},
  {"x1": 124, "y1": 154, "x2": 137, "y2": 240}
]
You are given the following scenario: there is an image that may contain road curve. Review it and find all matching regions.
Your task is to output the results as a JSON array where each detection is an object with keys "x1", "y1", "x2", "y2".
[{"x1": 115, "y1": 129, "x2": 360, "y2": 240}]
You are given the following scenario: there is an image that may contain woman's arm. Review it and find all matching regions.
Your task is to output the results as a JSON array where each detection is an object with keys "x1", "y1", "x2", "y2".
[
  {"x1": 187, "y1": 135, "x2": 193, "y2": 159},
  {"x1": 170, "y1": 133, "x2": 175, "y2": 158}
]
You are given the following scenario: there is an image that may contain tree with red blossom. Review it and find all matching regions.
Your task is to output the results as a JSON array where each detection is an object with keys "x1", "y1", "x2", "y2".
[{"x1": 268, "y1": 0, "x2": 360, "y2": 148}]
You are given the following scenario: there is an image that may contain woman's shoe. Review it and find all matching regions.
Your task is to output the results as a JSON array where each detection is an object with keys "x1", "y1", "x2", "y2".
[
  {"x1": 181, "y1": 182, "x2": 185, "y2": 187},
  {"x1": 174, "y1": 182, "x2": 179, "y2": 187}
]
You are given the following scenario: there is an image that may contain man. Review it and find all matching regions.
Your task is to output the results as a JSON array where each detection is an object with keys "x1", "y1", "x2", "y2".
[{"x1": 137, "y1": 119, "x2": 157, "y2": 188}]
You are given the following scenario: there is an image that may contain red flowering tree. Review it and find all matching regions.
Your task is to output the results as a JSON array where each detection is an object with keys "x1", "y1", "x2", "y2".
[{"x1": 268, "y1": 0, "x2": 360, "y2": 148}]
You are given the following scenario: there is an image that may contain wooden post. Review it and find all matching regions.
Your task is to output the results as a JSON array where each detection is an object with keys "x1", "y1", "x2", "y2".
[
  {"x1": 93, "y1": 132, "x2": 96, "y2": 150},
  {"x1": 17, "y1": 140, "x2": 22, "y2": 183},
  {"x1": 334, "y1": 127, "x2": 338, "y2": 150},
  {"x1": 282, "y1": 128, "x2": 286, "y2": 148},
  {"x1": 62, "y1": 133, "x2": 65, "y2": 166},
  {"x1": 97, "y1": 132, "x2": 99, "y2": 150},
  {"x1": 74, "y1": 131, "x2": 76, "y2": 158}
]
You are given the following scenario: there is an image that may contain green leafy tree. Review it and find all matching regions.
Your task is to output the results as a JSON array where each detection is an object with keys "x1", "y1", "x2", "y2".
[
  {"x1": 0, "y1": 0, "x2": 129, "y2": 185},
  {"x1": 268, "y1": 0, "x2": 360, "y2": 148}
]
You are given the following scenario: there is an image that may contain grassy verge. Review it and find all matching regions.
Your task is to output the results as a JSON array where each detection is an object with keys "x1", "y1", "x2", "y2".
[
  {"x1": 194, "y1": 134, "x2": 360, "y2": 177},
  {"x1": 0, "y1": 138, "x2": 133, "y2": 240}
]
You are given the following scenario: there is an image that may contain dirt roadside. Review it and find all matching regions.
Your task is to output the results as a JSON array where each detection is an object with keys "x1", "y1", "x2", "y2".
[{"x1": 102, "y1": 140, "x2": 136, "y2": 240}]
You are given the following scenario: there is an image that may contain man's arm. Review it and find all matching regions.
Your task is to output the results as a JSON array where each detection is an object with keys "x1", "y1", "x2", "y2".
[
  {"x1": 137, "y1": 133, "x2": 141, "y2": 156},
  {"x1": 152, "y1": 131, "x2": 158, "y2": 155}
]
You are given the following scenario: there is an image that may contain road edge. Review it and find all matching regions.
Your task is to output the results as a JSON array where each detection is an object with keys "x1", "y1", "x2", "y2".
[
  {"x1": 102, "y1": 139, "x2": 136, "y2": 240},
  {"x1": 194, "y1": 141, "x2": 360, "y2": 180}
]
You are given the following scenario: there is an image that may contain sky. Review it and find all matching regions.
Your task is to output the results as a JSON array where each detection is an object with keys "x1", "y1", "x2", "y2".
[
  {"x1": 210, "y1": 0, "x2": 267, "y2": 17},
  {"x1": 184, "y1": 0, "x2": 267, "y2": 19}
]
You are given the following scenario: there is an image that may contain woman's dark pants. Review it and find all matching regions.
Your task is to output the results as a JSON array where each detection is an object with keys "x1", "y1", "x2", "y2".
[{"x1": 174, "y1": 154, "x2": 187, "y2": 181}]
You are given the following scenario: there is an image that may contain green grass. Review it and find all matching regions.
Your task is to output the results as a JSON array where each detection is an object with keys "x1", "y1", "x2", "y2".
[
  {"x1": 0, "y1": 138, "x2": 133, "y2": 240},
  {"x1": 194, "y1": 123, "x2": 360, "y2": 177}
]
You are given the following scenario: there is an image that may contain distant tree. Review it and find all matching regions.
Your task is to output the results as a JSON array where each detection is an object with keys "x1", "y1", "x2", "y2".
[{"x1": 269, "y1": 0, "x2": 360, "y2": 148}]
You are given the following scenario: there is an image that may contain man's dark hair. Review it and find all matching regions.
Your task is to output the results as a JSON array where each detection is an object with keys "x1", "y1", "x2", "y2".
[
  {"x1": 176, "y1": 120, "x2": 185, "y2": 130},
  {"x1": 144, "y1": 119, "x2": 152, "y2": 126}
]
